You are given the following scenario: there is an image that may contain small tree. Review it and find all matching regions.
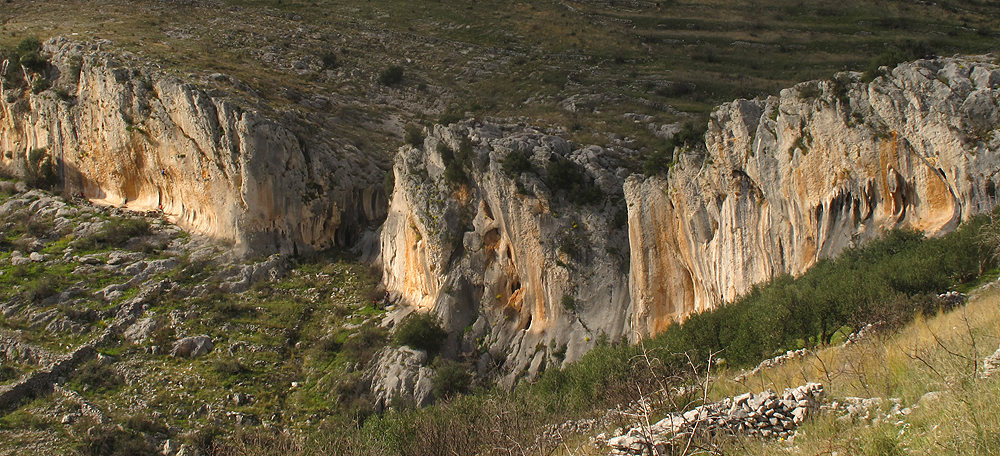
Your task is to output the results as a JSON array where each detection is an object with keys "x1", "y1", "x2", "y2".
[
  {"x1": 379, "y1": 65, "x2": 404, "y2": 86},
  {"x1": 394, "y1": 312, "x2": 448, "y2": 356}
]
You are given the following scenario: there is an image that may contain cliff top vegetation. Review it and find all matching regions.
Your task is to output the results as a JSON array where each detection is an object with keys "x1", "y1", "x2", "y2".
[{"x1": 3, "y1": 0, "x2": 1000, "y2": 163}]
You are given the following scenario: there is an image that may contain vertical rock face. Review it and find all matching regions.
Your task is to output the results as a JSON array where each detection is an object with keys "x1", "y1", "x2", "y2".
[
  {"x1": 380, "y1": 123, "x2": 631, "y2": 386},
  {"x1": 382, "y1": 57, "x2": 1000, "y2": 382},
  {"x1": 628, "y1": 57, "x2": 1000, "y2": 335},
  {"x1": 0, "y1": 38, "x2": 387, "y2": 255}
]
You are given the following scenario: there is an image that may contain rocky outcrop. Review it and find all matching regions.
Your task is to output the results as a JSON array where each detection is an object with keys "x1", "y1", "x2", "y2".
[
  {"x1": 605, "y1": 383, "x2": 825, "y2": 454},
  {"x1": 628, "y1": 57, "x2": 1000, "y2": 333},
  {"x1": 171, "y1": 335, "x2": 214, "y2": 358},
  {"x1": 366, "y1": 346, "x2": 436, "y2": 412},
  {"x1": 380, "y1": 56, "x2": 1000, "y2": 383},
  {"x1": 380, "y1": 123, "x2": 632, "y2": 386},
  {"x1": 0, "y1": 37, "x2": 388, "y2": 255}
]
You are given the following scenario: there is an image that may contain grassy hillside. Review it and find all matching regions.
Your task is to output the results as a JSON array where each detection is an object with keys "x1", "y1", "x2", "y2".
[{"x1": 4, "y1": 0, "x2": 1000, "y2": 161}]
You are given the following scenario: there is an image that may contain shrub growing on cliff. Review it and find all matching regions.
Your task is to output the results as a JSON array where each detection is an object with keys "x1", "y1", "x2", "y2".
[
  {"x1": 438, "y1": 143, "x2": 469, "y2": 187},
  {"x1": 23, "y1": 148, "x2": 57, "y2": 190},
  {"x1": 31, "y1": 77, "x2": 51, "y2": 94},
  {"x1": 404, "y1": 124, "x2": 425, "y2": 148},
  {"x1": 546, "y1": 155, "x2": 604, "y2": 205},
  {"x1": 394, "y1": 312, "x2": 447, "y2": 356},
  {"x1": 501, "y1": 149, "x2": 533, "y2": 176}
]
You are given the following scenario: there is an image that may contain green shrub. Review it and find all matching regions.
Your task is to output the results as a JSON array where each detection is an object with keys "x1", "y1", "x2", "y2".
[
  {"x1": 15, "y1": 37, "x2": 41, "y2": 57},
  {"x1": 404, "y1": 124, "x2": 425, "y2": 148},
  {"x1": 23, "y1": 275, "x2": 59, "y2": 302},
  {"x1": 642, "y1": 149, "x2": 673, "y2": 176},
  {"x1": 546, "y1": 155, "x2": 604, "y2": 205},
  {"x1": 431, "y1": 359, "x2": 472, "y2": 400},
  {"x1": 862, "y1": 41, "x2": 936, "y2": 82},
  {"x1": 320, "y1": 52, "x2": 339, "y2": 69},
  {"x1": 379, "y1": 65, "x2": 404, "y2": 86},
  {"x1": 501, "y1": 149, "x2": 533, "y2": 176},
  {"x1": 394, "y1": 312, "x2": 447, "y2": 355},
  {"x1": 14, "y1": 37, "x2": 46, "y2": 73},
  {"x1": 68, "y1": 360, "x2": 124, "y2": 393},
  {"x1": 30, "y1": 78, "x2": 51, "y2": 94},
  {"x1": 561, "y1": 295, "x2": 576, "y2": 312},
  {"x1": 438, "y1": 111, "x2": 463, "y2": 126},
  {"x1": 342, "y1": 324, "x2": 388, "y2": 363},
  {"x1": 76, "y1": 424, "x2": 160, "y2": 456},
  {"x1": 438, "y1": 143, "x2": 468, "y2": 186},
  {"x1": 23, "y1": 148, "x2": 57, "y2": 189},
  {"x1": 0, "y1": 365, "x2": 20, "y2": 383},
  {"x1": 74, "y1": 218, "x2": 151, "y2": 250},
  {"x1": 211, "y1": 358, "x2": 248, "y2": 378}
]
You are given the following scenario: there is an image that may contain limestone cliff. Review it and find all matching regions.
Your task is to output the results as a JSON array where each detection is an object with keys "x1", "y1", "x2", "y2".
[
  {"x1": 628, "y1": 57, "x2": 1000, "y2": 337},
  {"x1": 380, "y1": 123, "x2": 632, "y2": 386},
  {"x1": 381, "y1": 57, "x2": 1000, "y2": 383},
  {"x1": 0, "y1": 38, "x2": 387, "y2": 255}
]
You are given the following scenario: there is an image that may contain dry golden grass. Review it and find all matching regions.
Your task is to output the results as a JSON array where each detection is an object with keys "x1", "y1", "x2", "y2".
[{"x1": 697, "y1": 285, "x2": 1000, "y2": 455}]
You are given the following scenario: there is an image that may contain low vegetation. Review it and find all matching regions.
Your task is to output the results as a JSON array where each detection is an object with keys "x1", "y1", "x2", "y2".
[{"x1": 198, "y1": 210, "x2": 1000, "y2": 456}]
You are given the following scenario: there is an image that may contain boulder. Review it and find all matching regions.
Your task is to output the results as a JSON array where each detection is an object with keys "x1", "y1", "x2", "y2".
[
  {"x1": 171, "y1": 335, "x2": 213, "y2": 358},
  {"x1": 124, "y1": 318, "x2": 159, "y2": 344},
  {"x1": 365, "y1": 346, "x2": 435, "y2": 412}
]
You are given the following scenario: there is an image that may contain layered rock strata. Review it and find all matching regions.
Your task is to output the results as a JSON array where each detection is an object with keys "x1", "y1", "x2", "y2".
[
  {"x1": 0, "y1": 38, "x2": 387, "y2": 255},
  {"x1": 381, "y1": 57, "x2": 1000, "y2": 382}
]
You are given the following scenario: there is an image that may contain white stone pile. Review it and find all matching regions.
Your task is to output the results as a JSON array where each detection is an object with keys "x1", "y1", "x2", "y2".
[
  {"x1": 605, "y1": 383, "x2": 824, "y2": 455},
  {"x1": 982, "y1": 344, "x2": 1000, "y2": 378},
  {"x1": 733, "y1": 348, "x2": 810, "y2": 383}
]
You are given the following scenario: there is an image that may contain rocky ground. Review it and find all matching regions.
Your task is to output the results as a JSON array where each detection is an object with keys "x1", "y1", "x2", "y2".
[{"x1": 0, "y1": 182, "x2": 397, "y2": 455}]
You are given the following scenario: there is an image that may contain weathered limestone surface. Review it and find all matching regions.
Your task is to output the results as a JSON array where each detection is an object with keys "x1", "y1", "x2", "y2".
[
  {"x1": 381, "y1": 57, "x2": 1000, "y2": 383},
  {"x1": 628, "y1": 57, "x2": 1000, "y2": 336},
  {"x1": 0, "y1": 38, "x2": 387, "y2": 255},
  {"x1": 380, "y1": 123, "x2": 632, "y2": 386}
]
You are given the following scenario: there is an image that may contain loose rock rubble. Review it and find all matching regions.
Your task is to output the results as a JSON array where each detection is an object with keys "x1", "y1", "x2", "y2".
[
  {"x1": 982, "y1": 344, "x2": 1000, "y2": 378},
  {"x1": 604, "y1": 383, "x2": 824, "y2": 455},
  {"x1": 733, "y1": 348, "x2": 810, "y2": 383}
]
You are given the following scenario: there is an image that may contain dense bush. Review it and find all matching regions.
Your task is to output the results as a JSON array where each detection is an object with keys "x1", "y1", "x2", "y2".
[
  {"x1": 379, "y1": 65, "x2": 404, "y2": 86},
  {"x1": 437, "y1": 143, "x2": 468, "y2": 187},
  {"x1": 393, "y1": 312, "x2": 447, "y2": 356},
  {"x1": 76, "y1": 425, "x2": 159, "y2": 456},
  {"x1": 643, "y1": 121, "x2": 706, "y2": 176},
  {"x1": 69, "y1": 360, "x2": 124, "y2": 393},
  {"x1": 0, "y1": 366, "x2": 20, "y2": 383},
  {"x1": 23, "y1": 147, "x2": 57, "y2": 189},
  {"x1": 31, "y1": 77, "x2": 51, "y2": 94},
  {"x1": 501, "y1": 149, "x2": 533, "y2": 176},
  {"x1": 404, "y1": 125, "x2": 425, "y2": 148},
  {"x1": 545, "y1": 155, "x2": 604, "y2": 205},
  {"x1": 431, "y1": 359, "x2": 472, "y2": 400},
  {"x1": 74, "y1": 218, "x2": 151, "y2": 250},
  {"x1": 861, "y1": 40, "x2": 935, "y2": 82}
]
